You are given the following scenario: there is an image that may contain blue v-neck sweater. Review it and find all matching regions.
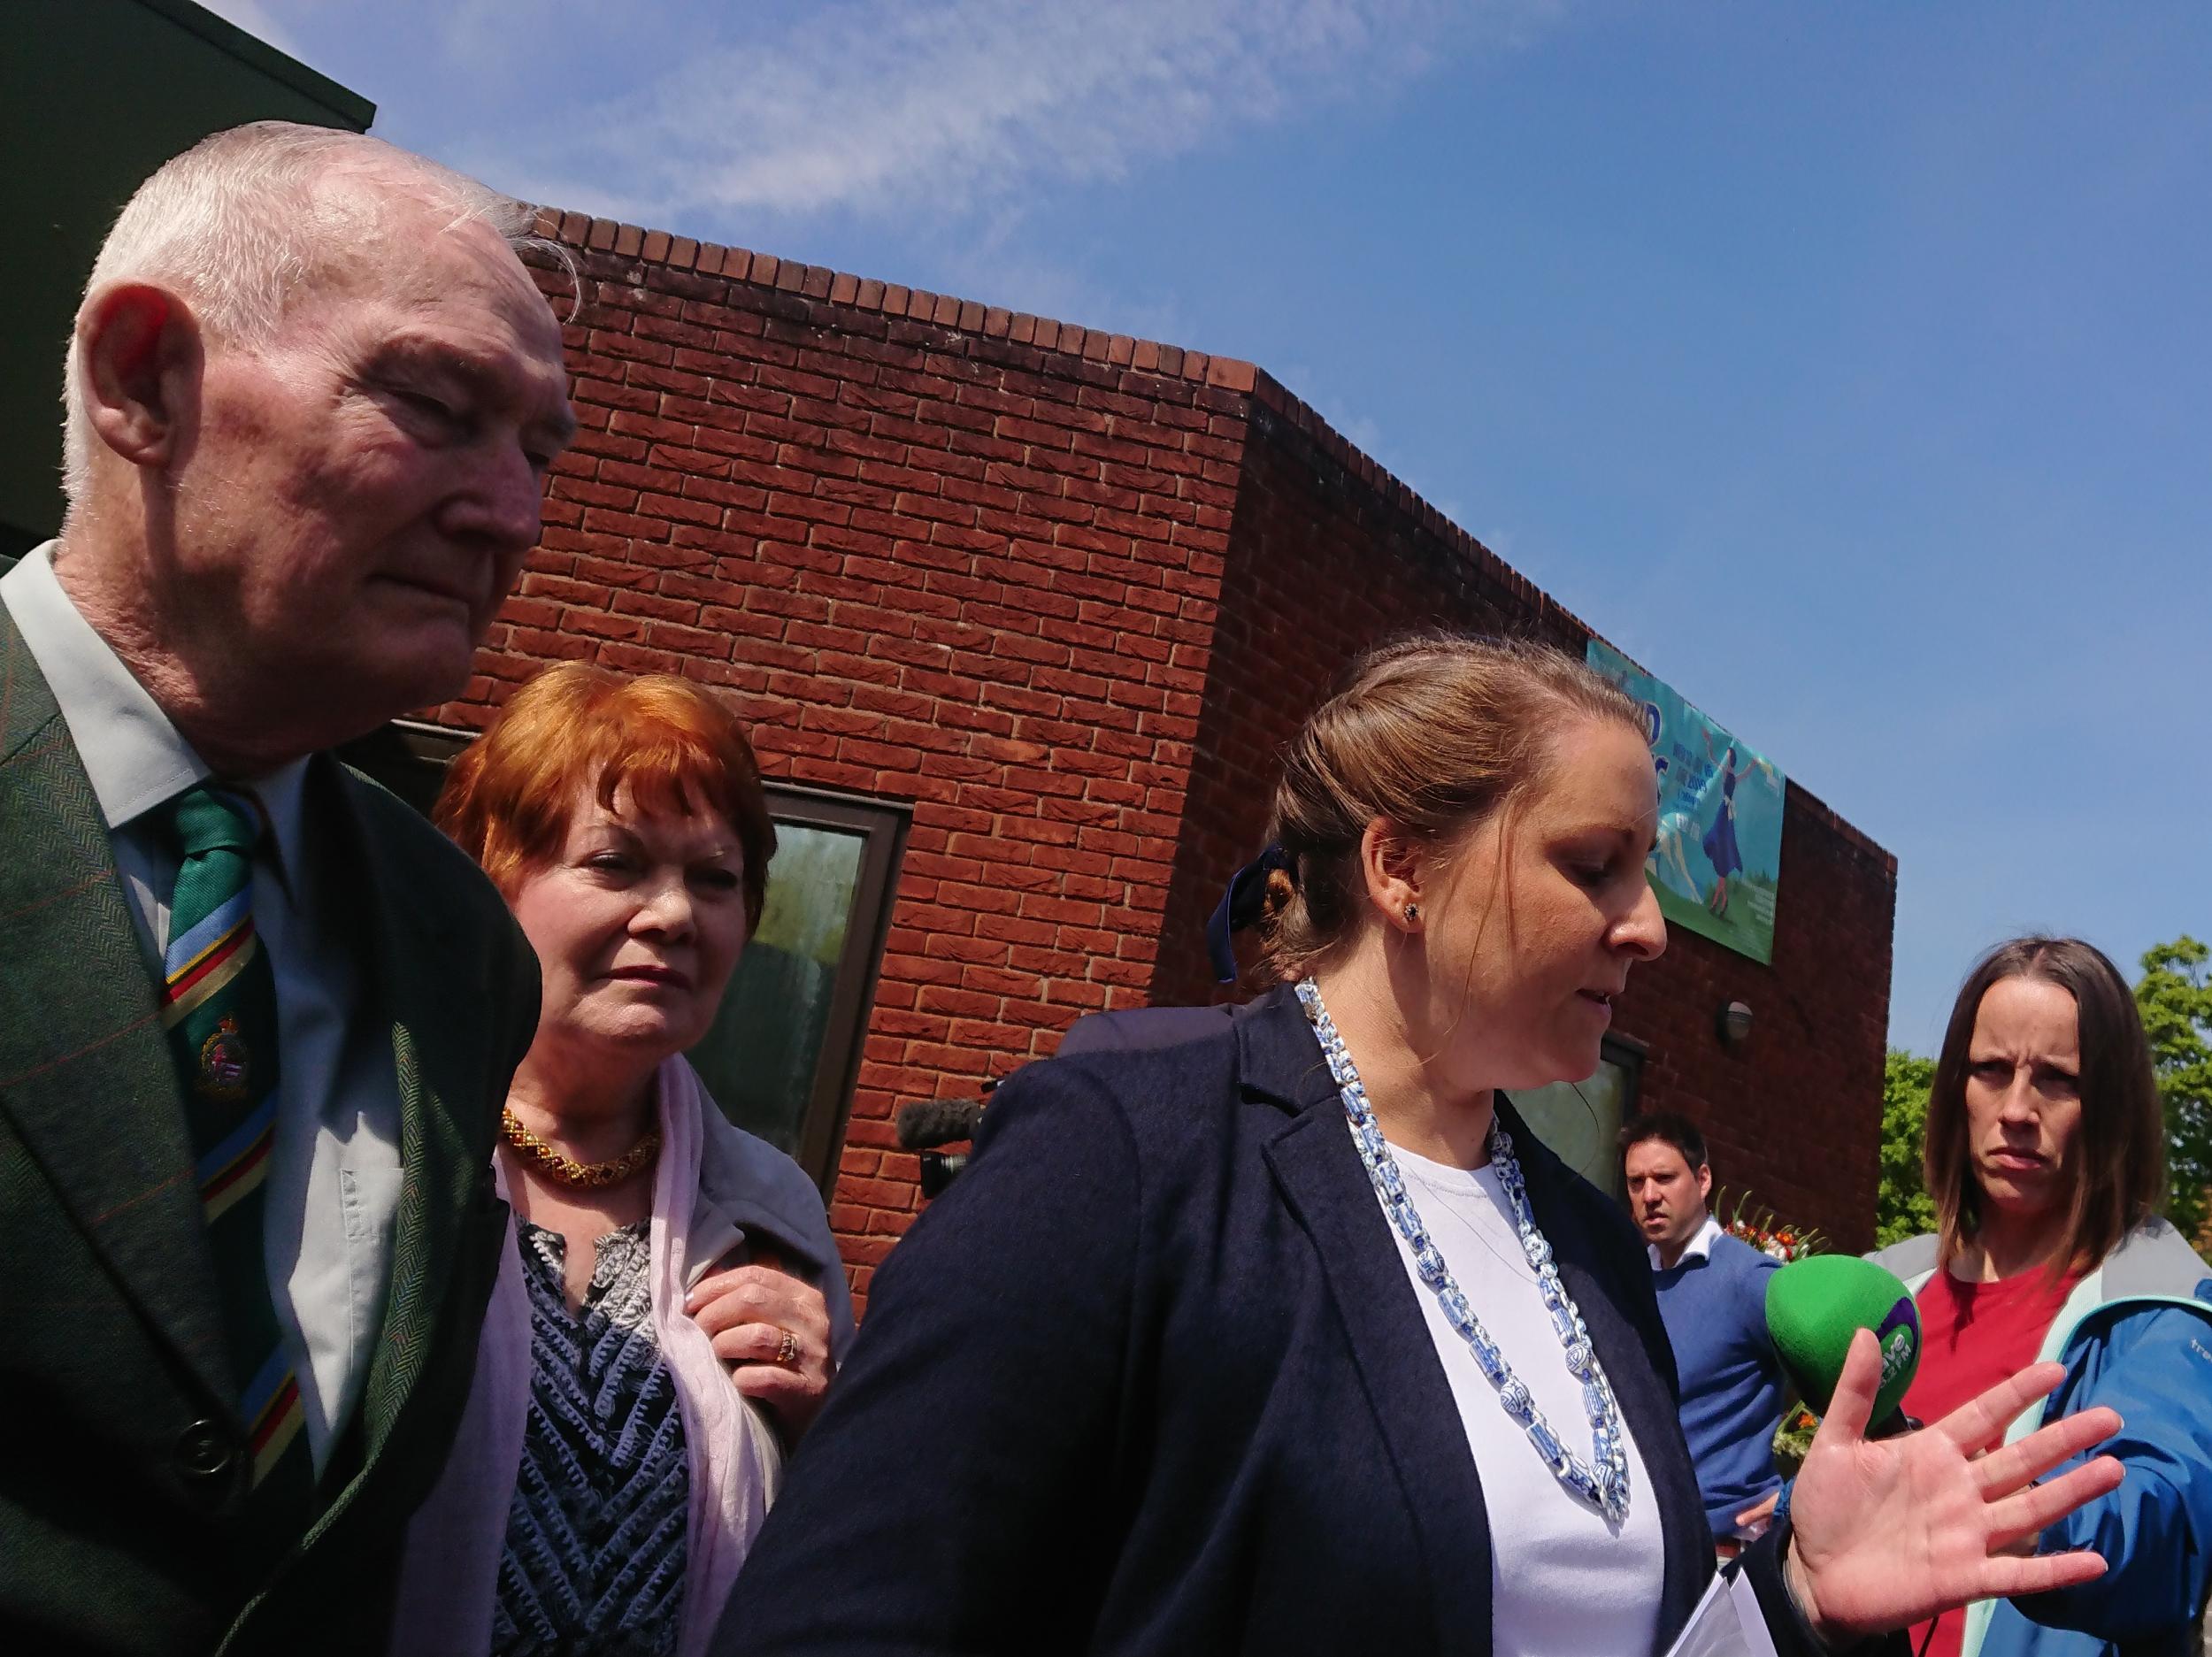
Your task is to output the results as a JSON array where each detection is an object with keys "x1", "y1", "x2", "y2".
[{"x1": 1652, "y1": 1231, "x2": 1786, "y2": 1537}]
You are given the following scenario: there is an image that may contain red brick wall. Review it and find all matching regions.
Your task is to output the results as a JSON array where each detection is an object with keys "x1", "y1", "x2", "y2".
[
  {"x1": 1152, "y1": 387, "x2": 1585, "y2": 1013},
  {"x1": 436, "y1": 220, "x2": 1249, "y2": 1301},
  {"x1": 443, "y1": 214, "x2": 1895, "y2": 1304},
  {"x1": 1158, "y1": 380, "x2": 1898, "y2": 1249},
  {"x1": 1624, "y1": 800, "x2": 1897, "y2": 1247}
]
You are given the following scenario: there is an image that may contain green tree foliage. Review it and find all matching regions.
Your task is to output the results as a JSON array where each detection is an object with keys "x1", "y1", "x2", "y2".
[
  {"x1": 1876, "y1": 1048, "x2": 1938, "y2": 1248},
  {"x1": 2136, "y1": 935, "x2": 2212, "y2": 1247}
]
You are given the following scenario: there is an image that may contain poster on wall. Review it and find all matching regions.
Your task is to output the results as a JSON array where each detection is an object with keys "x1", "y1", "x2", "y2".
[{"x1": 1586, "y1": 640, "x2": 1786, "y2": 965}]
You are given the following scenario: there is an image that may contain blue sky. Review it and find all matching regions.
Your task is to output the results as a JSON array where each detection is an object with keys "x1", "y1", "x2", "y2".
[{"x1": 211, "y1": 0, "x2": 2211, "y2": 1051}]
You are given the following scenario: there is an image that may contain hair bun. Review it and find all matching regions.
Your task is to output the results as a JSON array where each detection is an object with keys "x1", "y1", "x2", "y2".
[{"x1": 1260, "y1": 865, "x2": 1297, "y2": 921}]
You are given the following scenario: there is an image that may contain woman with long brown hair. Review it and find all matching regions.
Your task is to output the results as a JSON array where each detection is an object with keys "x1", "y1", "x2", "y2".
[
  {"x1": 716, "y1": 635, "x2": 2128, "y2": 1657},
  {"x1": 1872, "y1": 938, "x2": 2212, "y2": 1657}
]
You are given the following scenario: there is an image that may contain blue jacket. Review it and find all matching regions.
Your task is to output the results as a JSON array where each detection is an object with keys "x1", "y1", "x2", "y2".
[
  {"x1": 1870, "y1": 1224, "x2": 2212, "y2": 1657},
  {"x1": 718, "y1": 989, "x2": 1845, "y2": 1655}
]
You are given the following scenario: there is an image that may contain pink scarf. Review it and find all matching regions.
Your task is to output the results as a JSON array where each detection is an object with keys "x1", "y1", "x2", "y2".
[{"x1": 390, "y1": 1056, "x2": 831, "y2": 1655}]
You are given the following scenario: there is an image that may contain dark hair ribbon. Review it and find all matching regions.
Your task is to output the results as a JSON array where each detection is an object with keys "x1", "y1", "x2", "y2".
[{"x1": 1204, "y1": 843, "x2": 1294, "y2": 985}]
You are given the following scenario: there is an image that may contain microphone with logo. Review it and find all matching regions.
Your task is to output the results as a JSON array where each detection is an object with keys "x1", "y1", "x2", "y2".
[{"x1": 1764, "y1": 1254, "x2": 1924, "y2": 1438}]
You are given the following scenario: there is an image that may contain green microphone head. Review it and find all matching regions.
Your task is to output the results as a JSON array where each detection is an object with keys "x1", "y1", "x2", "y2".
[{"x1": 1763, "y1": 1255, "x2": 1922, "y2": 1423}]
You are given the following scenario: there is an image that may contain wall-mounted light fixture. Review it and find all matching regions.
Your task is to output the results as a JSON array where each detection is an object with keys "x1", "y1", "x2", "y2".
[{"x1": 1717, "y1": 1001, "x2": 1754, "y2": 1048}]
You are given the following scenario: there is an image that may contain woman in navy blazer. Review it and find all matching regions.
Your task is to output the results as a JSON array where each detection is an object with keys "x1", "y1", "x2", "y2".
[{"x1": 716, "y1": 637, "x2": 2124, "y2": 1656}]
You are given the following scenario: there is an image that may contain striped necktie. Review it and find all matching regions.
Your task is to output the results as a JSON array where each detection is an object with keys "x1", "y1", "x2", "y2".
[{"x1": 157, "y1": 785, "x2": 312, "y2": 1506}]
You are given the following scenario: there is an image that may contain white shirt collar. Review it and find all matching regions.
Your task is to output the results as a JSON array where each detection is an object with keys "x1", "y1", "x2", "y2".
[
  {"x1": 2, "y1": 541, "x2": 311, "y2": 889},
  {"x1": 1649, "y1": 1213, "x2": 1724, "y2": 1271}
]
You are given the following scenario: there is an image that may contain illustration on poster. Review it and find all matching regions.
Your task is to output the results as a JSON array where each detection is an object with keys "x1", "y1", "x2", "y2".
[{"x1": 1586, "y1": 641, "x2": 1787, "y2": 966}]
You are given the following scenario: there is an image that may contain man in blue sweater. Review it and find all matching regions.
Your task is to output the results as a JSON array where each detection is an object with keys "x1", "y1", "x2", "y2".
[{"x1": 1620, "y1": 1112, "x2": 1786, "y2": 1551}]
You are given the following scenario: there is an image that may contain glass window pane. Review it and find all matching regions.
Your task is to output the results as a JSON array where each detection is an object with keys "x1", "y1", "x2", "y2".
[
  {"x1": 687, "y1": 823, "x2": 866, "y2": 1155},
  {"x1": 1511, "y1": 1061, "x2": 1631, "y2": 1195}
]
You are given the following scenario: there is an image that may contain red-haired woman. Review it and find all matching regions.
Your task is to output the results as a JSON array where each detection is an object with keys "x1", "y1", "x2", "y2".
[
  {"x1": 1874, "y1": 938, "x2": 2212, "y2": 1657},
  {"x1": 390, "y1": 664, "x2": 853, "y2": 1657}
]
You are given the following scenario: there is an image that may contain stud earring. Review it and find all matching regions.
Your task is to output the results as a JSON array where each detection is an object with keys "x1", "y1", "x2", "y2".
[{"x1": 1402, "y1": 901, "x2": 1421, "y2": 923}]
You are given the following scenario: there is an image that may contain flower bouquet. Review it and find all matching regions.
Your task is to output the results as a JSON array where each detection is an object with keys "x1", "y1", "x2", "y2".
[{"x1": 1714, "y1": 1186, "x2": 1829, "y2": 1263}]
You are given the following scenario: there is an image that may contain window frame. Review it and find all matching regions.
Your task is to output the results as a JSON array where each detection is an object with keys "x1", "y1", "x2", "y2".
[
  {"x1": 1601, "y1": 1032, "x2": 1647, "y2": 1101},
  {"x1": 750, "y1": 781, "x2": 910, "y2": 1194},
  {"x1": 1504, "y1": 1032, "x2": 1647, "y2": 1198},
  {"x1": 1589, "y1": 1032, "x2": 1646, "y2": 1198}
]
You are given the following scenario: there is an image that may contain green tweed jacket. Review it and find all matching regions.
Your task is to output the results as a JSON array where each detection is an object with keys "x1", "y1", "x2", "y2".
[{"x1": 0, "y1": 596, "x2": 540, "y2": 1655}]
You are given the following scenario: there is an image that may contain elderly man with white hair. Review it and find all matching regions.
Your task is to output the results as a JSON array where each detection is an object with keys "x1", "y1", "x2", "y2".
[{"x1": 0, "y1": 122, "x2": 573, "y2": 1653}]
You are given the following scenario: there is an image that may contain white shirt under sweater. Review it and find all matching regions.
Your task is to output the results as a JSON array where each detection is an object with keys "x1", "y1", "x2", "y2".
[{"x1": 1372, "y1": 1133, "x2": 1667, "y2": 1657}]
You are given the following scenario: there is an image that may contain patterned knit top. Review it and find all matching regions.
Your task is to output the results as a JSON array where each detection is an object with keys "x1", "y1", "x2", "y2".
[{"x1": 492, "y1": 1219, "x2": 691, "y2": 1657}]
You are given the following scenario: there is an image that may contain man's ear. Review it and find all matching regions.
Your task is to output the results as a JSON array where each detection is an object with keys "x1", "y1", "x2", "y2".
[
  {"x1": 75, "y1": 283, "x2": 204, "y2": 472},
  {"x1": 1696, "y1": 1162, "x2": 1713, "y2": 1204}
]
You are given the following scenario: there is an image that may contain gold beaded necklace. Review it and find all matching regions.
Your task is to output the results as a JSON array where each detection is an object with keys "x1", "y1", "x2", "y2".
[{"x1": 500, "y1": 1107, "x2": 663, "y2": 1190}]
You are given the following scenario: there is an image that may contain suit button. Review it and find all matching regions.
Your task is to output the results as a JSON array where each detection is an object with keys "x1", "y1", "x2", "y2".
[{"x1": 175, "y1": 1418, "x2": 237, "y2": 1484}]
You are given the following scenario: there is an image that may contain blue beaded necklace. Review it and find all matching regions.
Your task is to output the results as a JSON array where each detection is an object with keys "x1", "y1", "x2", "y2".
[{"x1": 1295, "y1": 977, "x2": 1633, "y2": 1523}]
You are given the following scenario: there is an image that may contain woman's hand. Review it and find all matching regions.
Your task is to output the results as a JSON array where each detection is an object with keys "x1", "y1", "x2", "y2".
[
  {"x1": 686, "y1": 1249, "x2": 835, "y2": 1441},
  {"x1": 1784, "y1": 1328, "x2": 2124, "y2": 1644}
]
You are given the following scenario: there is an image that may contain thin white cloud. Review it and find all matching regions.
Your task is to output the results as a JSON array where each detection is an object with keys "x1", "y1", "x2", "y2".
[{"x1": 473, "y1": 0, "x2": 1562, "y2": 225}]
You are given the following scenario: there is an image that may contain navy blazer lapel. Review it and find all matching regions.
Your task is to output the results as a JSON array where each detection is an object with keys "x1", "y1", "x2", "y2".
[
  {"x1": 1245, "y1": 990, "x2": 1711, "y2": 1653},
  {"x1": 1247, "y1": 991, "x2": 1495, "y2": 1650},
  {"x1": 0, "y1": 613, "x2": 234, "y2": 1405},
  {"x1": 1501, "y1": 1100, "x2": 1712, "y2": 1649}
]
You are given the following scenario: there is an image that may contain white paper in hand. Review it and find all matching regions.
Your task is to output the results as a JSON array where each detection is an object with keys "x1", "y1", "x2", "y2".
[{"x1": 1661, "y1": 1565, "x2": 1782, "y2": 1657}]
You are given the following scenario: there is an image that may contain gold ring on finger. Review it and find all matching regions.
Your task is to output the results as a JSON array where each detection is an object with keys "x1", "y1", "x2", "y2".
[{"x1": 775, "y1": 1329, "x2": 799, "y2": 1366}]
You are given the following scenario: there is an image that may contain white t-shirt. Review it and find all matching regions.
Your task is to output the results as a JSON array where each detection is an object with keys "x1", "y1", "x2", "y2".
[{"x1": 1375, "y1": 1136, "x2": 1668, "y2": 1657}]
